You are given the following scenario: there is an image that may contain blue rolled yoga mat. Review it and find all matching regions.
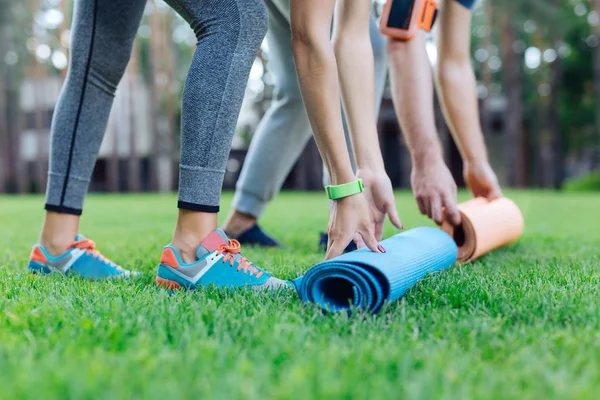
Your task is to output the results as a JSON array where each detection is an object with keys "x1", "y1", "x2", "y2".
[{"x1": 294, "y1": 227, "x2": 458, "y2": 313}]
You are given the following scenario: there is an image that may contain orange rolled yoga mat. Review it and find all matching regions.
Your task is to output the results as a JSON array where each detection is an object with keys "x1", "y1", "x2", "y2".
[{"x1": 441, "y1": 197, "x2": 524, "y2": 263}]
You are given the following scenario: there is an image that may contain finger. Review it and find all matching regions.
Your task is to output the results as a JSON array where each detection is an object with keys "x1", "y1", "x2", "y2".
[
  {"x1": 423, "y1": 198, "x2": 432, "y2": 219},
  {"x1": 359, "y1": 228, "x2": 381, "y2": 254},
  {"x1": 353, "y1": 232, "x2": 365, "y2": 249},
  {"x1": 325, "y1": 240, "x2": 346, "y2": 260},
  {"x1": 325, "y1": 236, "x2": 353, "y2": 260},
  {"x1": 430, "y1": 195, "x2": 443, "y2": 225},
  {"x1": 385, "y1": 202, "x2": 404, "y2": 230},
  {"x1": 442, "y1": 194, "x2": 462, "y2": 226},
  {"x1": 487, "y1": 186, "x2": 503, "y2": 201},
  {"x1": 374, "y1": 218, "x2": 384, "y2": 241},
  {"x1": 416, "y1": 197, "x2": 427, "y2": 216}
]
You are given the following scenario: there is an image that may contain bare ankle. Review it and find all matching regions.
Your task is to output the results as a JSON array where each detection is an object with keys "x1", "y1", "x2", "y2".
[
  {"x1": 172, "y1": 209, "x2": 218, "y2": 264},
  {"x1": 223, "y1": 210, "x2": 257, "y2": 237},
  {"x1": 39, "y1": 239, "x2": 71, "y2": 257},
  {"x1": 39, "y1": 211, "x2": 80, "y2": 257},
  {"x1": 171, "y1": 234, "x2": 202, "y2": 264}
]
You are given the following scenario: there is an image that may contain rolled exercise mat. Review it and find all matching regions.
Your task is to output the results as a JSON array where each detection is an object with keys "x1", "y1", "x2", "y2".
[
  {"x1": 294, "y1": 227, "x2": 458, "y2": 313},
  {"x1": 441, "y1": 197, "x2": 524, "y2": 263}
]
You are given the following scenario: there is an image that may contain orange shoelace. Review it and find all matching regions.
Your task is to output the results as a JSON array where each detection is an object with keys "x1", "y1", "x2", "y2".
[
  {"x1": 216, "y1": 239, "x2": 263, "y2": 278},
  {"x1": 69, "y1": 239, "x2": 123, "y2": 271}
]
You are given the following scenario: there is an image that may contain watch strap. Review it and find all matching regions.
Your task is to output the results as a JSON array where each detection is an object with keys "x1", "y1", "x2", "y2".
[{"x1": 325, "y1": 179, "x2": 364, "y2": 200}]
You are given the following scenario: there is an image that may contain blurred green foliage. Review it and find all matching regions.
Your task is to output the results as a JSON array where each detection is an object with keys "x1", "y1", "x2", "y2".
[{"x1": 563, "y1": 171, "x2": 600, "y2": 190}]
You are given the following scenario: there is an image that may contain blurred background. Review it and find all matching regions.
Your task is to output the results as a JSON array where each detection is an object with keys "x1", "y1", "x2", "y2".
[{"x1": 1, "y1": 0, "x2": 599, "y2": 196}]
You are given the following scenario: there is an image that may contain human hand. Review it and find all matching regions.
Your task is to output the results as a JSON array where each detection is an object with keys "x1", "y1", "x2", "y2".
[
  {"x1": 356, "y1": 169, "x2": 403, "y2": 242},
  {"x1": 325, "y1": 192, "x2": 384, "y2": 260},
  {"x1": 411, "y1": 153, "x2": 461, "y2": 226},
  {"x1": 463, "y1": 160, "x2": 502, "y2": 201}
]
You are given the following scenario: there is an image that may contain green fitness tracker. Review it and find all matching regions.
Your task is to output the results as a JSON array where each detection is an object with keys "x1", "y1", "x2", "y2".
[{"x1": 325, "y1": 179, "x2": 364, "y2": 200}]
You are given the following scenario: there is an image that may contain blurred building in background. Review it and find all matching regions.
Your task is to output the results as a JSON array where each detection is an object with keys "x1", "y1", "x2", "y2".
[{"x1": 1, "y1": 0, "x2": 600, "y2": 195}]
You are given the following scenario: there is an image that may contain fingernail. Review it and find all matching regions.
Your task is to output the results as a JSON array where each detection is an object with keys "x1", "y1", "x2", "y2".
[
  {"x1": 400, "y1": 225, "x2": 404, "y2": 230},
  {"x1": 378, "y1": 245, "x2": 386, "y2": 253}
]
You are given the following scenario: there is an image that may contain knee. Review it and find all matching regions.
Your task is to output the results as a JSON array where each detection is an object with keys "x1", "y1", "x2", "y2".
[
  {"x1": 386, "y1": 28, "x2": 430, "y2": 67},
  {"x1": 435, "y1": 56, "x2": 471, "y2": 86},
  {"x1": 273, "y1": 82, "x2": 303, "y2": 108},
  {"x1": 189, "y1": 0, "x2": 268, "y2": 48},
  {"x1": 265, "y1": 58, "x2": 304, "y2": 106},
  {"x1": 386, "y1": 37, "x2": 412, "y2": 67},
  {"x1": 88, "y1": 42, "x2": 134, "y2": 96}
]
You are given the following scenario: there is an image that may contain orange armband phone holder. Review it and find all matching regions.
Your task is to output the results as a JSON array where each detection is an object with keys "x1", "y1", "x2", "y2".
[{"x1": 379, "y1": 0, "x2": 439, "y2": 40}]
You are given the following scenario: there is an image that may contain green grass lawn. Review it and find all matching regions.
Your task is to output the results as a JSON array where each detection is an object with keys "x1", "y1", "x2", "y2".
[{"x1": 1, "y1": 191, "x2": 599, "y2": 399}]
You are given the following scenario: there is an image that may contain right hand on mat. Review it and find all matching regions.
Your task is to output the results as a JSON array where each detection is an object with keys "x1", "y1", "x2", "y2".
[
  {"x1": 463, "y1": 160, "x2": 502, "y2": 201},
  {"x1": 325, "y1": 193, "x2": 383, "y2": 260},
  {"x1": 411, "y1": 156, "x2": 462, "y2": 227}
]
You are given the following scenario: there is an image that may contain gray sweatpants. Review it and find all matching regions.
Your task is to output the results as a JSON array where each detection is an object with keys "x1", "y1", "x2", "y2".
[
  {"x1": 232, "y1": 0, "x2": 388, "y2": 218},
  {"x1": 45, "y1": 0, "x2": 268, "y2": 215}
]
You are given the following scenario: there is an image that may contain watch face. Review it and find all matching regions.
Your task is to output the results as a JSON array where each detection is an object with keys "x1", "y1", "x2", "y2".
[{"x1": 387, "y1": 0, "x2": 416, "y2": 31}]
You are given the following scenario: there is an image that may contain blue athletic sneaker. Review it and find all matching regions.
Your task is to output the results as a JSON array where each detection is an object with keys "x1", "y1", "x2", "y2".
[
  {"x1": 28, "y1": 234, "x2": 138, "y2": 279},
  {"x1": 235, "y1": 224, "x2": 281, "y2": 248},
  {"x1": 156, "y1": 229, "x2": 287, "y2": 291}
]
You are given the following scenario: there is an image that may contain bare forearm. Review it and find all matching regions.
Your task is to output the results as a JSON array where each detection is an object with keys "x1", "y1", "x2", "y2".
[
  {"x1": 333, "y1": 0, "x2": 384, "y2": 172},
  {"x1": 435, "y1": 59, "x2": 488, "y2": 163},
  {"x1": 388, "y1": 35, "x2": 460, "y2": 225},
  {"x1": 291, "y1": 0, "x2": 354, "y2": 185},
  {"x1": 435, "y1": 0, "x2": 487, "y2": 164},
  {"x1": 387, "y1": 32, "x2": 442, "y2": 168}
]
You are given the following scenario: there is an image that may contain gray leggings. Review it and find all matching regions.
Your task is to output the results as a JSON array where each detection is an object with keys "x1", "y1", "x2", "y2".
[{"x1": 45, "y1": 0, "x2": 268, "y2": 215}]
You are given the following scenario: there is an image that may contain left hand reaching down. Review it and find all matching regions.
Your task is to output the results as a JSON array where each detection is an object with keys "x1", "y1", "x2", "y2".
[
  {"x1": 354, "y1": 169, "x2": 403, "y2": 246},
  {"x1": 326, "y1": 192, "x2": 382, "y2": 259}
]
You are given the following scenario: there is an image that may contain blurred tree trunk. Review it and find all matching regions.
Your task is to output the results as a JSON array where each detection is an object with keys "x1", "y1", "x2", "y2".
[
  {"x1": 1, "y1": 0, "x2": 25, "y2": 193},
  {"x1": 0, "y1": 106, "x2": 5, "y2": 193},
  {"x1": 0, "y1": 7, "x2": 8, "y2": 192},
  {"x1": 533, "y1": 29, "x2": 550, "y2": 187},
  {"x1": 107, "y1": 119, "x2": 119, "y2": 192},
  {"x1": 147, "y1": 6, "x2": 160, "y2": 191},
  {"x1": 33, "y1": 69, "x2": 48, "y2": 193},
  {"x1": 164, "y1": 12, "x2": 177, "y2": 192},
  {"x1": 128, "y1": 40, "x2": 141, "y2": 192},
  {"x1": 479, "y1": 0, "x2": 492, "y2": 135},
  {"x1": 59, "y1": 0, "x2": 69, "y2": 79},
  {"x1": 531, "y1": 1, "x2": 563, "y2": 189},
  {"x1": 31, "y1": 0, "x2": 48, "y2": 193},
  {"x1": 549, "y1": 0, "x2": 564, "y2": 189},
  {"x1": 594, "y1": 0, "x2": 600, "y2": 168},
  {"x1": 148, "y1": 3, "x2": 174, "y2": 192},
  {"x1": 500, "y1": 13, "x2": 526, "y2": 187},
  {"x1": 549, "y1": 51, "x2": 563, "y2": 189}
]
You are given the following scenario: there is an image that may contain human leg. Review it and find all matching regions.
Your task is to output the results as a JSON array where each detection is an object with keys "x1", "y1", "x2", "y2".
[
  {"x1": 31, "y1": 0, "x2": 146, "y2": 279},
  {"x1": 156, "y1": 0, "x2": 286, "y2": 289}
]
